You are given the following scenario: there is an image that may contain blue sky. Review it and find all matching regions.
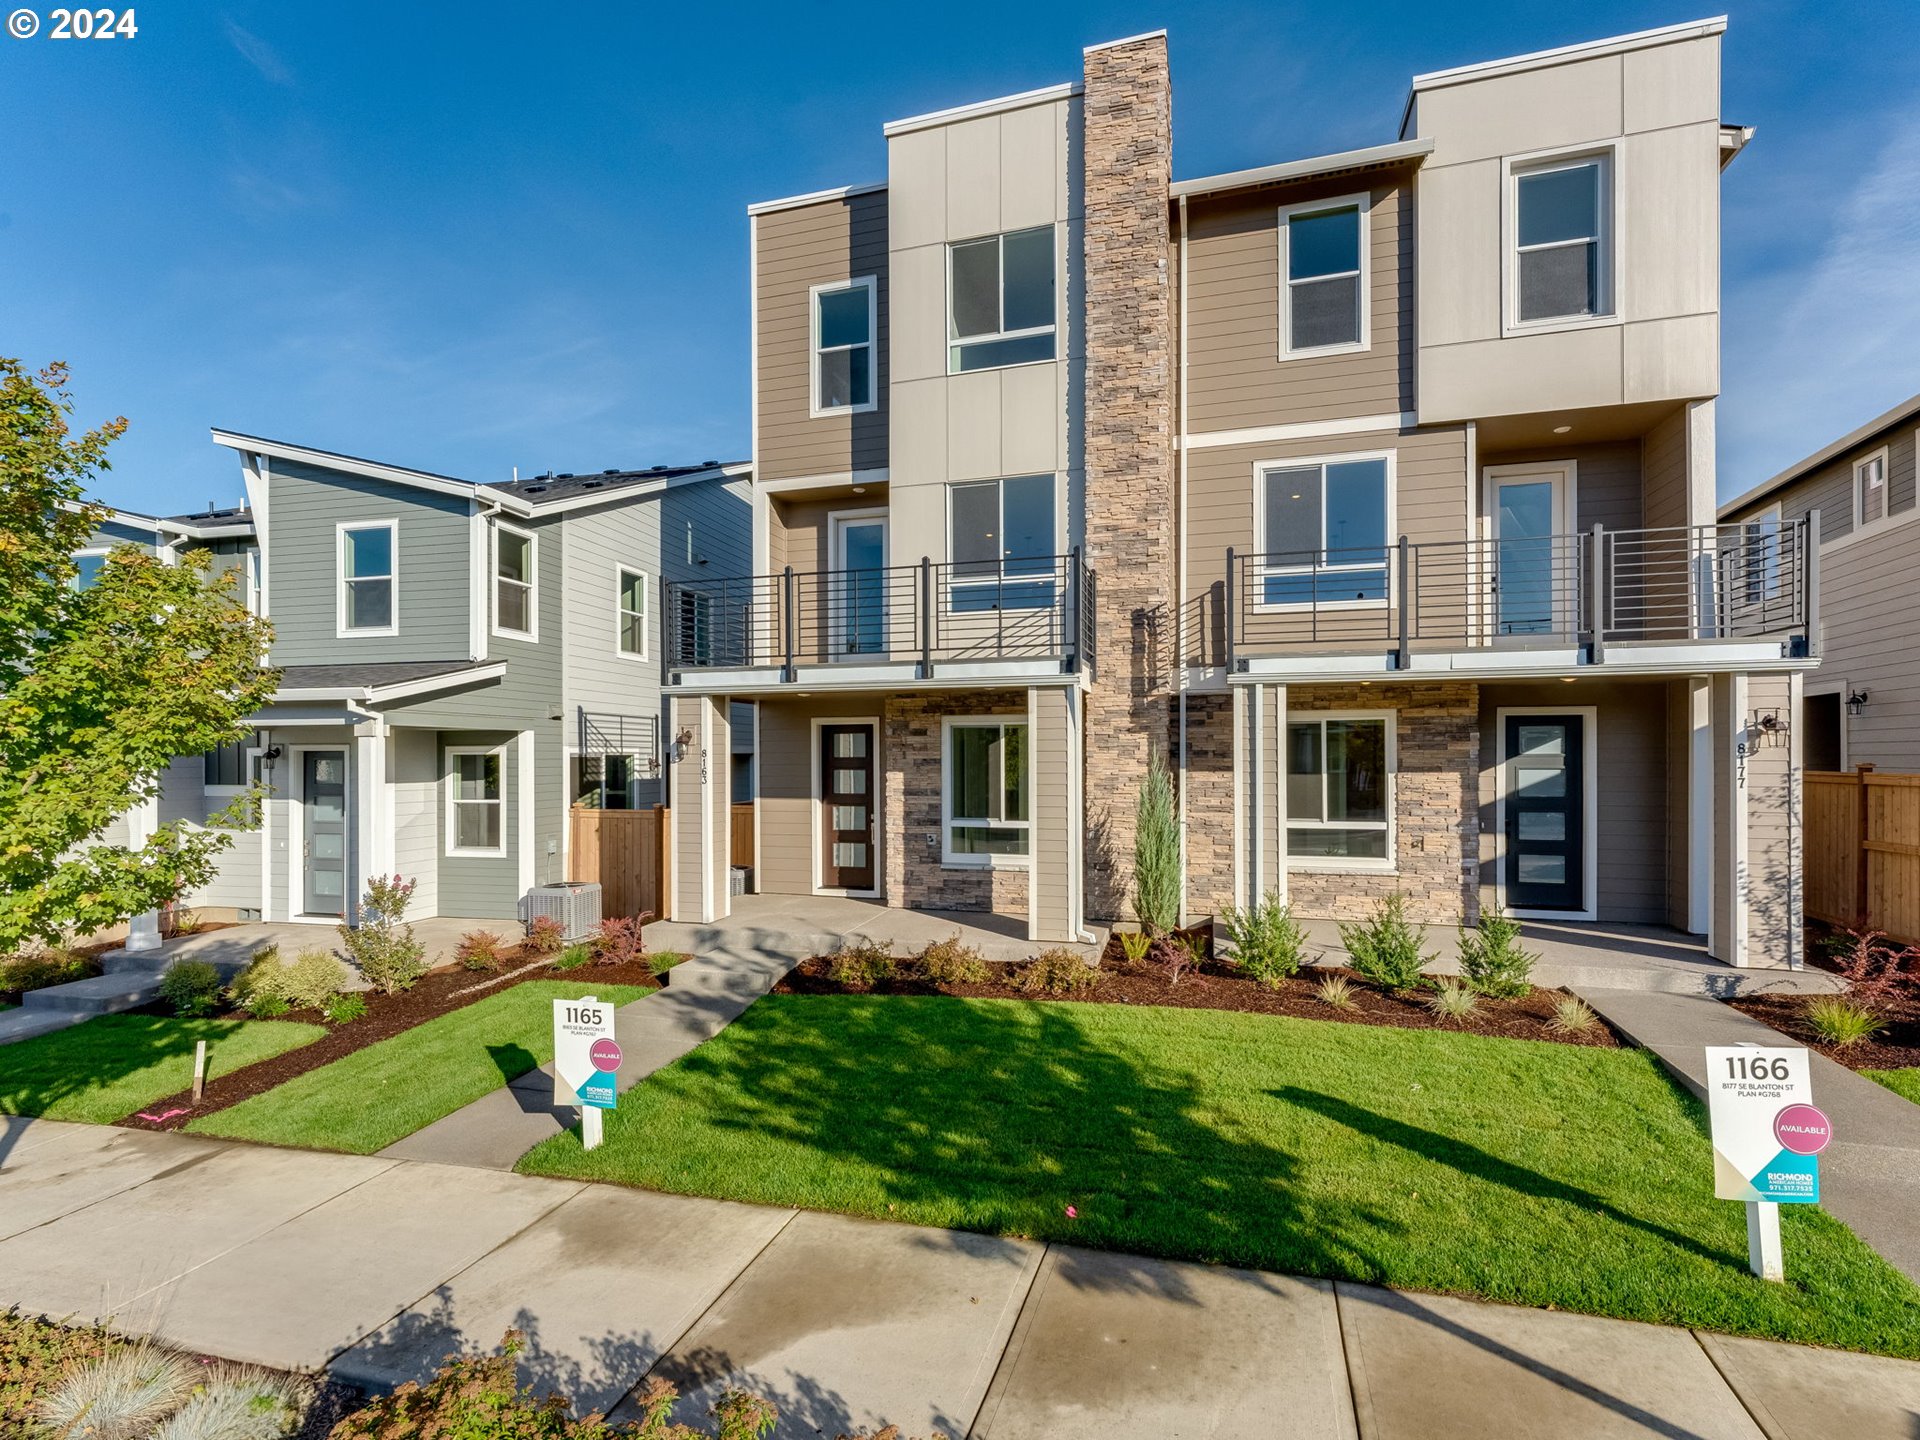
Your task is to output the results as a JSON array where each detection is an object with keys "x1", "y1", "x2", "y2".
[{"x1": 4, "y1": 1, "x2": 1916, "y2": 515}]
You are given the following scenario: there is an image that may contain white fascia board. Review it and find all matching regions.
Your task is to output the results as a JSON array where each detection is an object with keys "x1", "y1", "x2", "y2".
[
  {"x1": 209, "y1": 429, "x2": 534, "y2": 516},
  {"x1": 746, "y1": 182, "x2": 887, "y2": 218},
  {"x1": 158, "y1": 519, "x2": 256, "y2": 541},
  {"x1": 62, "y1": 498, "x2": 162, "y2": 530},
  {"x1": 1170, "y1": 140, "x2": 1434, "y2": 201},
  {"x1": 883, "y1": 81, "x2": 1080, "y2": 138}
]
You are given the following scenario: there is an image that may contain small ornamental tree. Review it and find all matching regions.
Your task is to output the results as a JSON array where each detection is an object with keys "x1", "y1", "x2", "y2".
[
  {"x1": 1132, "y1": 748, "x2": 1181, "y2": 936},
  {"x1": 0, "y1": 359, "x2": 277, "y2": 951}
]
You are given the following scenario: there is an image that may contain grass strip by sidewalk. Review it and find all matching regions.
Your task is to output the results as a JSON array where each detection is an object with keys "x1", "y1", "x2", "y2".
[
  {"x1": 188, "y1": 981, "x2": 651, "y2": 1154},
  {"x1": 0, "y1": 1016, "x2": 325, "y2": 1125},
  {"x1": 521, "y1": 993, "x2": 1920, "y2": 1358},
  {"x1": 1865, "y1": 1068, "x2": 1920, "y2": 1106}
]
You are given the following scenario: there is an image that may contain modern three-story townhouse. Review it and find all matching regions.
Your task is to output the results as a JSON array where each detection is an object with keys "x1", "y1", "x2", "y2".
[
  {"x1": 660, "y1": 17, "x2": 1817, "y2": 970},
  {"x1": 83, "y1": 434, "x2": 751, "y2": 935}
]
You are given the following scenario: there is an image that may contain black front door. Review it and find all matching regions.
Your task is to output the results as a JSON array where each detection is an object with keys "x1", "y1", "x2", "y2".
[
  {"x1": 1504, "y1": 715, "x2": 1584, "y2": 912},
  {"x1": 819, "y1": 724, "x2": 876, "y2": 891}
]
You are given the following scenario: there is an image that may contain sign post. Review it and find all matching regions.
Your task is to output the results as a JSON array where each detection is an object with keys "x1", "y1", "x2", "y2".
[
  {"x1": 1705, "y1": 1045, "x2": 1832, "y2": 1281},
  {"x1": 553, "y1": 996, "x2": 621, "y2": 1151}
]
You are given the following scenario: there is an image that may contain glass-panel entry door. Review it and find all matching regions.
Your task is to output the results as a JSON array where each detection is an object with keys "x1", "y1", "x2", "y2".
[
  {"x1": 1503, "y1": 716, "x2": 1584, "y2": 912},
  {"x1": 819, "y1": 724, "x2": 876, "y2": 891},
  {"x1": 302, "y1": 750, "x2": 349, "y2": 917},
  {"x1": 832, "y1": 515, "x2": 887, "y2": 659},
  {"x1": 1488, "y1": 466, "x2": 1573, "y2": 640}
]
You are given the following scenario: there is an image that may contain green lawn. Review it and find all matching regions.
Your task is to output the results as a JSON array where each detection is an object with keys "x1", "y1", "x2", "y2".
[
  {"x1": 188, "y1": 981, "x2": 651, "y2": 1154},
  {"x1": 0, "y1": 1015, "x2": 326, "y2": 1125},
  {"x1": 1865, "y1": 1069, "x2": 1920, "y2": 1105},
  {"x1": 520, "y1": 994, "x2": 1920, "y2": 1357}
]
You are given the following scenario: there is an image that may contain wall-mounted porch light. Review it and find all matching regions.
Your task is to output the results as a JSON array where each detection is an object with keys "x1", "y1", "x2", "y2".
[
  {"x1": 1847, "y1": 689, "x2": 1870, "y2": 716},
  {"x1": 671, "y1": 727, "x2": 693, "y2": 762},
  {"x1": 1746, "y1": 708, "x2": 1790, "y2": 748}
]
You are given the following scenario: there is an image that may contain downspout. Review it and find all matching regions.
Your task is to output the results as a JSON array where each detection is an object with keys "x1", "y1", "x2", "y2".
[{"x1": 1176, "y1": 194, "x2": 1191, "y2": 928}]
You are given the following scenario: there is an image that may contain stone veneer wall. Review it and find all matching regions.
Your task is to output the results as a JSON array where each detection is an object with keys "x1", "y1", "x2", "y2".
[
  {"x1": 1080, "y1": 33, "x2": 1175, "y2": 921},
  {"x1": 882, "y1": 690, "x2": 1030, "y2": 916},
  {"x1": 1180, "y1": 693, "x2": 1237, "y2": 919}
]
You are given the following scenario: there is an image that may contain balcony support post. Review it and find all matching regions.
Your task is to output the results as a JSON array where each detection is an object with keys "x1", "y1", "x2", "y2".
[
  {"x1": 1588, "y1": 524, "x2": 1606, "y2": 665},
  {"x1": 919, "y1": 556, "x2": 933, "y2": 678},
  {"x1": 1224, "y1": 548, "x2": 1236, "y2": 672},
  {"x1": 781, "y1": 565, "x2": 796, "y2": 683},
  {"x1": 1804, "y1": 509, "x2": 1821, "y2": 655},
  {"x1": 1067, "y1": 548, "x2": 1082, "y2": 673},
  {"x1": 1396, "y1": 536, "x2": 1411, "y2": 669}
]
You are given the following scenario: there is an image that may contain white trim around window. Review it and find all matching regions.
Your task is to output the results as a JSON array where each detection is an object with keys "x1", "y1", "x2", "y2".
[
  {"x1": 615, "y1": 564, "x2": 650, "y2": 662},
  {"x1": 336, "y1": 519, "x2": 398, "y2": 638},
  {"x1": 940, "y1": 715, "x2": 1032, "y2": 869},
  {"x1": 809, "y1": 276, "x2": 879, "y2": 418},
  {"x1": 945, "y1": 225, "x2": 1059, "y2": 375},
  {"x1": 1852, "y1": 446, "x2": 1892, "y2": 534},
  {"x1": 1277, "y1": 192, "x2": 1371, "y2": 360},
  {"x1": 445, "y1": 744, "x2": 508, "y2": 858},
  {"x1": 1250, "y1": 449, "x2": 1397, "y2": 614},
  {"x1": 1282, "y1": 709, "x2": 1397, "y2": 874},
  {"x1": 491, "y1": 520, "x2": 537, "y2": 641},
  {"x1": 1501, "y1": 143, "x2": 1622, "y2": 338},
  {"x1": 69, "y1": 547, "x2": 110, "y2": 590}
]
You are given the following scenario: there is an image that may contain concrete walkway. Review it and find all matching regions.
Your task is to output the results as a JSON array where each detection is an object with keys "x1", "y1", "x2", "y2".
[
  {"x1": 4, "y1": 1118, "x2": 1919, "y2": 1439},
  {"x1": 1579, "y1": 986, "x2": 1920, "y2": 1287}
]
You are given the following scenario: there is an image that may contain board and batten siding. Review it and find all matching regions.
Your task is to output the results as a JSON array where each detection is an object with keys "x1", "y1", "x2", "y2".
[
  {"x1": 391, "y1": 728, "x2": 440, "y2": 916},
  {"x1": 756, "y1": 193, "x2": 890, "y2": 483},
  {"x1": 264, "y1": 460, "x2": 473, "y2": 666},
  {"x1": 1182, "y1": 173, "x2": 1415, "y2": 434}
]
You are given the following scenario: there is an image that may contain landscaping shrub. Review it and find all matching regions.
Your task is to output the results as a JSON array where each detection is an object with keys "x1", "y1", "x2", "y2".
[
  {"x1": 32, "y1": 1335, "x2": 308, "y2": 1440},
  {"x1": 323, "y1": 992, "x2": 368, "y2": 1026},
  {"x1": 1, "y1": 946, "x2": 98, "y2": 996},
  {"x1": 153, "y1": 1364, "x2": 309, "y2": 1440},
  {"x1": 525, "y1": 914, "x2": 566, "y2": 955},
  {"x1": 284, "y1": 949, "x2": 349, "y2": 1012},
  {"x1": 1016, "y1": 947, "x2": 1101, "y2": 996},
  {"x1": 1827, "y1": 924, "x2": 1920, "y2": 1007},
  {"x1": 649, "y1": 950, "x2": 690, "y2": 977},
  {"x1": 1804, "y1": 994, "x2": 1885, "y2": 1048},
  {"x1": 1314, "y1": 973, "x2": 1356, "y2": 1010},
  {"x1": 456, "y1": 929, "x2": 507, "y2": 972},
  {"x1": 918, "y1": 935, "x2": 989, "y2": 986},
  {"x1": 339, "y1": 874, "x2": 426, "y2": 994},
  {"x1": 163, "y1": 906, "x2": 205, "y2": 937},
  {"x1": 829, "y1": 938, "x2": 896, "y2": 989},
  {"x1": 227, "y1": 947, "x2": 290, "y2": 1014},
  {"x1": 159, "y1": 960, "x2": 223, "y2": 1018},
  {"x1": 1424, "y1": 978, "x2": 1480, "y2": 1024},
  {"x1": 554, "y1": 943, "x2": 592, "y2": 972},
  {"x1": 1456, "y1": 907, "x2": 1537, "y2": 998},
  {"x1": 2, "y1": 1308, "x2": 124, "y2": 1432},
  {"x1": 247, "y1": 994, "x2": 290, "y2": 1019},
  {"x1": 1132, "y1": 750, "x2": 1181, "y2": 935},
  {"x1": 1156, "y1": 933, "x2": 1198, "y2": 986},
  {"x1": 1219, "y1": 893, "x2": 1306, "y2": 988},
  {"x1": 1339, "y1": 893, "x2": 1434, "y2": 992},
  {"x1": 1549, "y1": 994, "x2": 1600, "y2": 1035},
  {"x1": 1115, "y1": 930, "x2": 1153, "y2": 965},
  {"x1": 591, "y1": 914, "x2": 648, "y2": 967}
]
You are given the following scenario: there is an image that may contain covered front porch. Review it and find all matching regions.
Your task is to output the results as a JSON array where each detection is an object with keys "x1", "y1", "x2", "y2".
[{"x1": 649, "y1": 892, "x2": 1105, "y2": 966}]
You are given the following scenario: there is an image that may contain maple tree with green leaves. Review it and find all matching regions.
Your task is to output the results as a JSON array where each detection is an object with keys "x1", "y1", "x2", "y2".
[{"x1": 0, "y1": 358, "x2": 277, "y2": 950}]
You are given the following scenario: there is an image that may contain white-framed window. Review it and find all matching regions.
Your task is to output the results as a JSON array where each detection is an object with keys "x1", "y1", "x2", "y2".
[
  {"x1": 1287, "y1": 711, "x2": 1394, "y2": 869},
  {"x1": 1508, "y1": 149, "x2": 1615, "y2": 329},
  {"x1": 1741, "y1": 504, "x2": 1783, "y2": 605},
  {"x1": 948, "y1": 226, "x2": 1056, "y2": 373},
  {"x1": 616, "y1": 566, "x2": 649, "y2": 659},
  {"x1": 1279, "y1": 193, "x2": 1369, "y2": 357},
  {"x1": 1253, "y1": 452, "x2": 1392, "y2": 609},
  {"x1": 70, "y1": 548, "x2": 110, "y2": 590},
  {"x1": 1853, "y1": 448, "x2": 1890, "y2": 533},
  {"x1": 941, "y1": 716, "x2": 1030, "y2": 865},
  {"x1": 446, "y1": 746, "x2": 506, "y2": 856},
  {"x1": 573, "y1": 753, "x2": 640, "y2": 810},
  {"x1": 492, "y1": 521, "x2": 536, "y2": 639},
  {"x1": 947, "y1": 474, "x2": 1057, "y2": 612},
  {"x1": 337, "y1": 520, "x2": 397, "y2": 637},
  {"x1": 810, "y1": 276, "x2": 878, "y2": 416},
  {"x1": 242, "y1": 548, "x2": 262, "y2": 615}
]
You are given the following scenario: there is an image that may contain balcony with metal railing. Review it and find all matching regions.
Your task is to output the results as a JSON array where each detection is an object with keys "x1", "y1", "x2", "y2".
[
  {"x1": 1211, "y1": 516, "x2": 1818, "y2": 677},
  {"x1": 662, "y1": 551, "x2": 1094, "y2": 688}
]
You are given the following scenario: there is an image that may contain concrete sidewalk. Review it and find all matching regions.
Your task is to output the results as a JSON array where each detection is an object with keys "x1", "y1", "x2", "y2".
[
  {"x1": 4, "y1": 1118, "x2": 1919, "y2": 1438},
  {"x1": 1579, "y1": 986, "x2": 1920, "y2": 1288}
]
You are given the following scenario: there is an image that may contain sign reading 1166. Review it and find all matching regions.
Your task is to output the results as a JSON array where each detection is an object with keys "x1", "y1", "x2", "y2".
[{"x1": 1706, "y1": 1046, "x2": 1832, "y2": 1204}]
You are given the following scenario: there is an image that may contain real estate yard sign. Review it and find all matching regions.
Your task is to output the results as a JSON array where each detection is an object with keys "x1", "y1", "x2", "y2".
[
  {"x1": 554, "y1": 996, "x2": 620, "y2": 1108},
  {"x1": 1705, "y1": 1046, "x2": 1829, "y2": 1204}
]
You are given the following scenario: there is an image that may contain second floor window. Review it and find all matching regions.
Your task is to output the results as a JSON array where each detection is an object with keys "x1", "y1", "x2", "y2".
[
  {"x1": 338, "y1": 521, "x2": 396, "y2": 635},
  {"x1": 1258, "y1": 456, "x2": 1389, "y2": 606},
  {"x1": 70, "y1": 551, "x2": 108, "y2": 589},
  {"x1": 1513, "y1": 154, "x2": 1611, "y2": 324},
  {"x1": 812, "y1": 278, "x2": 877, "y2": 415},
  {"x1": 949, "y1": 226, "x2": 1055, "y2": 372},
  {"x1": 1854, "y1": 450, "x2": 1889, "y2": 530},
  {"x1": 1280, "y1": 197, "x2": 1367, "y2": 355},
  {"x1": 494, "y1": 524, "x2": 535, "y2": 638},
  {"x1": 949, "y1": 474, "x2": 1056, "y2": 611},
  {"x1": 617, "y1": 567, "x2": 648, "y2": 658}
]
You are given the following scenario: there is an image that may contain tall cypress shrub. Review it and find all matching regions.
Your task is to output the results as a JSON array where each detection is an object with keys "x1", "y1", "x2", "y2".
[{"x1": 1133, "y1": 749, "x2": 1181, "y2": 935}]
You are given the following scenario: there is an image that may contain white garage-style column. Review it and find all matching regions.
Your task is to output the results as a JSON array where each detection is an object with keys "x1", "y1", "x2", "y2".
[
  {"x1": 669, "y1": 694, "x2": 731, "y2": 924},
  {"x1": 121, "y1": 795, "x2": 164, "y2": 954},
  {"x1": 351, "y1": 717, "x2": 389, "y2": 925}
]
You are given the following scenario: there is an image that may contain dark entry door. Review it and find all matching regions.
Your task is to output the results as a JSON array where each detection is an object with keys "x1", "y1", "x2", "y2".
[
  {"x1": 1503, "y1": 715, "x2": 1584, "y2": 912},
  {"x1": 820, "y1": 724, "x2": 876, "y2": 891},
  {"x1": 302, "y1": 750, "x2": 349, "y2": 917}
]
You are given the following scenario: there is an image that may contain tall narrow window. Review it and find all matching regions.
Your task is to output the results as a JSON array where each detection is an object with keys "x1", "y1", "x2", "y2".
[
  {"x1": 70, "y1": 551, "x2": 108, "y2": 590},
  {"x1": 1855, "y1": 451, "x2": 1889, "y2": 531},
  {"x1": 812, "y1": 277, "x2": 876, "y2": 415},
  {"x1": 1513, "y1": 154, "x2": 1611, "y2": 324},
  {"x1": 948, "y1": 475, "x2": 1056, "y2": 611},
  {"x1": 448, "y1": 750, "x2": 504, "y2": 855},
  {"x1": 1280, "y1": 197, "x2": 1366, "y2": 355},
  {"x1": 1287, "y1": 715, "x2": 1392, "y2": 862},
  {"x1": 1258, "y1": 456, "x2": 1389, "y2": 606},
  {"x1": 1742, "y1": 507, "x2": 1782, "y2": 605},
  {"x1": 243, "y1": 548, "x2": 262, "y2": 615},
  {"x1": 949, "y1": 226, "x2": 1056, "y2": 372},
  {"x1": 943, "y1": 718, "x2": 1029, "y2": 863},
  {"x1": 339, "y1": 521, "x2": 396, "y2": 635},
  {"x1": 494, "y1": 524, "x2": 535, "y2": 638},
  {"x1": 617, "y1": 567, "x2": 649, "y2": 658}
]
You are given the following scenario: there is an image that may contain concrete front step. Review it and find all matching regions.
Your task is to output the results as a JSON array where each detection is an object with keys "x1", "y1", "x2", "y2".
[
  {"x1": 0, "y1": 1006, "x2": 84, "y2": 1044},
  {"x1": 22, "y1": 971, "x2": 165, "y2": 1014}
]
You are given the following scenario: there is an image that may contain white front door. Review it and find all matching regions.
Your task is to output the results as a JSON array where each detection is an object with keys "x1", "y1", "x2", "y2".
[{"x1": 1485, "y1": 463, "x2": 1575, "y2": 641}]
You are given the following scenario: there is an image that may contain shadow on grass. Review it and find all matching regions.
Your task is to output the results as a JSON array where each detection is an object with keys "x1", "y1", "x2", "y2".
[
  {"x1": 0, "y1": 1016, "x2": 258, "y2": 1146},
  {"x1": 487, "y1": 1042, "x2": 537, "y2": 1084}
]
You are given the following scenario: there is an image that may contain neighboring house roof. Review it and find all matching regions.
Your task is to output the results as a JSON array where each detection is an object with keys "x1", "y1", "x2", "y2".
[
  {"x1": 1170, "y1": 138, "x2": 1435, "y2": 202},
  {"x1": 271, "y1": 659, "x2": 507, "y2": 705},
  {"x1": 160, "y1": 505, "x2": 256, "y2": 541},
  {"x1": 493, "y1": 462, "x2": 750, "y2": 510},
  {"x1": 211, "y1": 428, "x2": 538, "y2": 517},
  {"x1": 1719, "y1": 391, "x2": 1920, "y2": 519}
]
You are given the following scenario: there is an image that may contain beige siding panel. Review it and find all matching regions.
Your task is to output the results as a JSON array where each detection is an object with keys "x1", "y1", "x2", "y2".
[
  {"x1": 1798, "y1": 516, "x2": 1920, "y2": 770},
  {"x1": 1028, "y1": 685, "x2": 1073, "y2": 939},
  {"x1": 1642, "y1": 405, "x2": 1690, "y2": 530},
  {"x1": 1623, "y1": 313, "x2": 1718, "y2": 404},
  {"x1": 1419, "y1": 53, "x2": 1624, "y2": 168},
  {"x1": 1745, "y1": 672, "x2": 1800, "y2": 966},
  {"x1": 1622, "y1": 33, "x2": 1722, "y2": 133},
  {"x1": 757, "y1": 696, "x2": 883, "y2": 897},
  {"x1": 1726, "y1": 425, "x2": 1917, "y2": 545},
  {"x1": 755, "y1": 193, "x2": 890, "y2": 484}
]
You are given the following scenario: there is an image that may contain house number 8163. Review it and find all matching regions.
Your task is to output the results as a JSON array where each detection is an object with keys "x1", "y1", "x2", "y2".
[{"x1": 49, "y1": 8, "x2": 137, "y2": 37}]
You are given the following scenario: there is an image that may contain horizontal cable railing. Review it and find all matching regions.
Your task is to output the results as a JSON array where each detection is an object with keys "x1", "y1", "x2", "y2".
[
  {"x1": 1224, "y1": 516, "x2": 1814, "y2": 666},
  {"x1": 664, "y1": 552, "x2": 1091, "y2": 676}
]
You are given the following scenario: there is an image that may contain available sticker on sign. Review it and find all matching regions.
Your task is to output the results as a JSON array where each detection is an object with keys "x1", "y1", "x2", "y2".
[
  {"x1": 554, "y1": 997, "x2": 620, "y2": 1111},
  {"x1": 1705, "y1": 1046, "x2": 1828, "y2": 1204}
]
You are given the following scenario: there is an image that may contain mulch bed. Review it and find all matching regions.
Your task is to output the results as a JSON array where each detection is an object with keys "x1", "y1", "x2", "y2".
[
  {"x1": 776, "y1": 941, "x2": 1619, "y2": 1049},
  {"x1": 115, "y1": 949, "x2": 663, "y2": 1132},
  {"x1": 1729, "y1": 992, "x2": 1920, "y2": 1072}
]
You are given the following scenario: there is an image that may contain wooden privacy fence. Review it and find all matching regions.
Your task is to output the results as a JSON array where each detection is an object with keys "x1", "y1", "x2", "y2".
[
  {"x1": 569, "y1": 805, "x2": 670, "y2": 920},
  {"x1": 1805, "y1": 769, "x2": 1920, "y2": 943},
  {"x1": 731, "y1": 803, "x2": 755, "y2": 872}
]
